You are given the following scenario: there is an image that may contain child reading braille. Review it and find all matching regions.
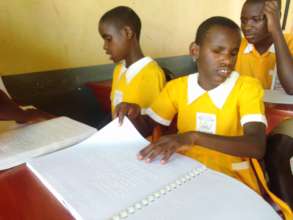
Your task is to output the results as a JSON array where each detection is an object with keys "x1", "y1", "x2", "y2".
[
  {"x1": 114, "y1": 16, "x2": 292, "y2": 219},
  {"x1": 98, "y1": 6, "x2": 166, "y2": 121}
]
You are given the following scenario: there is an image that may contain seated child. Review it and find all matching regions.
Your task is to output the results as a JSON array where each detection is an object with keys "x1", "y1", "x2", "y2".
[
  {"x1": 0, "y1": 89, "x2": 50, "y2": 123},
  {"x1": 237, "y1": 0, "x2": 293, "y2": 209},
  {"x1": 115, "y1": 16, "x2": 292, "y2": 219},
  {"x1": 98, "y1": 6, "x2": 166, "y2": 120},
  {"x1": 236, "y1": 0, "x2": 293, "y2": 94}
]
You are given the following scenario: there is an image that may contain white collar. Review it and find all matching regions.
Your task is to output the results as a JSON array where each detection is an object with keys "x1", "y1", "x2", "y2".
[
  {"x1": 187, "y1": 71, "x2": 239, "y2": 109},
  {"x1": 118, "y1": 57, "x2": 153, "y2": 83},
  {"x1": 244, "y1": 42, "x2": 275, "y2": 54}
]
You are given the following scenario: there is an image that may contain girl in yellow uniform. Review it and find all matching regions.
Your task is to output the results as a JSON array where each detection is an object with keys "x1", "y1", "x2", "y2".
[
  {"x1": 98, "y1": 6, "x2": 166, "y2": 118},
  {"x1": 116, "y1": 16, "x2": 292, "y2": 219}
]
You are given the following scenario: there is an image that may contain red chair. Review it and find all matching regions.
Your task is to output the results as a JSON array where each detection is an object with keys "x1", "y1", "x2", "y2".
[
  {"x1": 265, "y1": 104, "x2": 293, "y2": 133},
  {"x1": 86, "y1": 80, "x2": 112, "y2": 113}
]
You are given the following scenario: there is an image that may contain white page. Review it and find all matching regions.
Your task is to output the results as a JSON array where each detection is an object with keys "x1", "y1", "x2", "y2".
[
  {"x1": 0, "y1": 116, "x2": 97, "y2": 170},
  {"x1": 264, "y1": 89, "x2": 293, "y2": 104},
  {"x1": 27, "y1": 118, "x2": 205, "y2": 220},
  {"x1": 129, "y1": 170, "x2": 280, "y2": 220}
]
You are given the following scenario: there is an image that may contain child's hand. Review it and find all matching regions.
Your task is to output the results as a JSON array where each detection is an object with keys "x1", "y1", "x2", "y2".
[
  {"x1": 263, "y1": 0, "x2": 281, "y2": 34},
  {"x1": 137, "y1": 132, "x2": 195, "y2": 164},
  {"x1": 113, "y1": 102, "x2": 141, "y2": 125}
]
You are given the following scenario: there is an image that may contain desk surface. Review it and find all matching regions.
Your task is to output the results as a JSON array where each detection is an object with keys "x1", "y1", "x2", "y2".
[{"x1": 0, "y1": 165, "x2": 74, "y2": 220}]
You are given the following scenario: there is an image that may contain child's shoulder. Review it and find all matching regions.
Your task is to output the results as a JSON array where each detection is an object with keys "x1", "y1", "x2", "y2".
[
  {"x1": 165, "y1": 73, "x2": 191, "y2": 88},
  {"x1": 236, "y1": 73, "x2": 263, "y2": 91}
]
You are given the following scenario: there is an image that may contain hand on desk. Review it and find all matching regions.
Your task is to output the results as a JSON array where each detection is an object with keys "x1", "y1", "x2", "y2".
[{"x1": 138, "y1": 132, "x2": 194, "y2": 164}]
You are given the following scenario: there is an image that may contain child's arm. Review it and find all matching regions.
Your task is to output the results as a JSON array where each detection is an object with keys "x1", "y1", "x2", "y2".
[
  {"x1": 0, "y1": 89, "x2": 51, "y2": 123},
  {"x1": 138, "y1": 122, "x2": 266, "y2": 164},
  {"x1": 264, "y1": 1, "x2": 293, "y2": 94}
]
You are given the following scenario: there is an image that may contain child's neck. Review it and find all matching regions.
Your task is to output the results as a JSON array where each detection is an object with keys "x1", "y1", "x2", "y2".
[
  {"x1": 254, "y1": 36, "x2": 274, "y2": 55},
  {"x1": 198, "y1": 75, "x2": 216, "y2": 91},
  {"x1": 125, "y1": 44, "x2": 144, "y2": 68}
]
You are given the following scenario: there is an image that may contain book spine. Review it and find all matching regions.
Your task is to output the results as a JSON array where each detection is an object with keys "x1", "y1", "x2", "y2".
[{"x1": 109, "y1": 166, "x2": 207, "y2": 220}]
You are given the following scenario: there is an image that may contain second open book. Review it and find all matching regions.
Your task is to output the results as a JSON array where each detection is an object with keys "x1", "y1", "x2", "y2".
[{"x1": 27, "y1": 117, "x2": 280, "y2": 220}]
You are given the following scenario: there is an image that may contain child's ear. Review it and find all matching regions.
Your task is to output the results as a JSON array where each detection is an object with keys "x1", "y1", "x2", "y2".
[
  {"x1": 123, "y1": 26, "x2": 135, "y2": 40},
  {"x1": 189, "y1": 42, "x2": 199, "y2": 61}
]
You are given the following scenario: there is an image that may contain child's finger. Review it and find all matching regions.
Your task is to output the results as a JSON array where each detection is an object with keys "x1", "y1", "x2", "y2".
[
  {"x1": 118, "y1": 107, "x2": 126, "y2": 125},
  {"x1": 137, "y1": 144, "x2": 154, "y2": 160},
  {"x1": 264, "y1": 1, "x2": 278, "y2": 11},
  {"x1": 161, "y1": 149, "x2": 174, "y2": 164},
  {"x1": 145, "y1": 147, "x2": 163, "y2": 163}
]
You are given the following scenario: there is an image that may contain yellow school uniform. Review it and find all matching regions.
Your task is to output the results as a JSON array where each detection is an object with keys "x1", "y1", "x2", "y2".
[
  {"x1": 235, "y1": 34, "x2": 293, "y2": 90},
  {"x1": 110, "y1": 57, "x2": 166, "y2": 114},
  {"x1": 146, "y1": 72, "x2": 292, "y2": 219}
]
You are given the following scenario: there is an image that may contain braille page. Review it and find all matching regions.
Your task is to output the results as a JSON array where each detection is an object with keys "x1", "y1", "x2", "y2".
[
  {"x1": 27, "y1": 117, "x2": 204, "y2": 220},
  {"x1": 127, "y1": 170, "x2": 281, "y2": 220},
  {"x1": 0, "y1": 116, "x2": 97, "y2": 170}
]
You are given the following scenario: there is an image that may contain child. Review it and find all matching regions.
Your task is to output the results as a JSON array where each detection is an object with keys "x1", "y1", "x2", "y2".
[
  {"x1": 237, "y1": 0, "x2": 293, "y2": 210},
  {"x1": 0, "y1": 89, "x2": 50, "y2": 123},
  {"x1": 116, "y1": 16, "x2": 292, "y2": 219},
  {"x1": 98, "y1": 6, "x2": 166, "y2": 120},
  {"x1": 236, "y1": 0, "x2": 293, "y2": 94}
]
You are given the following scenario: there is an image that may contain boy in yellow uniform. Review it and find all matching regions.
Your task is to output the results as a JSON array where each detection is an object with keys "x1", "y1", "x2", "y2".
[
  {"x1": 116, "y1": 16, "x2": 292, "y2": 219},
  {"x1": 236, "y1": 0, "x2": 293, "y2": 210},
  {"x1": 236, "y1": 0, "x2": 293, "y2": 94},
  {"x1": 98, "y1": 6, "x2": 166, "y2": 119}
]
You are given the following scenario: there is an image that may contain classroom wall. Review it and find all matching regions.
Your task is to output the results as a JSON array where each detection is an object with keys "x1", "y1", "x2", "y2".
[
  {"x1": 287, "y1": 2, "x2": 293, "y2": 32},
  {"x1": 0, "y1": 0, "x2": 246, "y2": 75}
]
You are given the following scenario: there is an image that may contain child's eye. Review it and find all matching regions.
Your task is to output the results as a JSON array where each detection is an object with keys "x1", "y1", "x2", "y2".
[
  {"x1": 252, "y1": 15, "x2": 265, "y2": 23},
  {"x1": 212, "y1": 49, "x2": 221, "y2": 54},
  {"x1": 104, "y1": 36, "x2": 112, "y2": 42}
]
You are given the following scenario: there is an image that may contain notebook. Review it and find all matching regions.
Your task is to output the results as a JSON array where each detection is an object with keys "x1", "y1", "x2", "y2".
[
  {"x1": 0, "y1": 116, "x2": 97, "y2": 170},
  {"x1": 27, "y1": 118, "x2": 280, "y2": 220}
]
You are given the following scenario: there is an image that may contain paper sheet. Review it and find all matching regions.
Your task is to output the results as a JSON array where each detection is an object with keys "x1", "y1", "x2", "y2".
[
  {"x1": 128, "y1": 170, "x2": 280, "y2": 220},
  {"x1": 27, "y1": 118, "x2": 280, "y2": 220},
  {"x1": 0, "y1": 117, "x2": 96, "y2": 170},
  {"x1": 27, "y1": 118, "x2": 204, "y2": 220},
  {"x1": 264, "y1": 89, "x2": 293, "y2": 104}
]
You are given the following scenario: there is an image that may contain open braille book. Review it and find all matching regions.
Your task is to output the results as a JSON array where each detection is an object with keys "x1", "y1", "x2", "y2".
[{"x1": 27, "y1": 118, "x2": 280, "y2": 220}]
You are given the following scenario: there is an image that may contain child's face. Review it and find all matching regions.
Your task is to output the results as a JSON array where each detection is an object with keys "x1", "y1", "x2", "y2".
[
  {"x1": 195, "y1": 26, "x2": 241, "y2": 89},
  {"x1": 240, "y1": 1, "x2": 270, "y2": 44},
  {"x1": 99, "y1": 21, "x2": 129, "y2": 63}
]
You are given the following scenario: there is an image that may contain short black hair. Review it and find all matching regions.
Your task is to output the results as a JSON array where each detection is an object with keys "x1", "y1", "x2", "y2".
[
  {"x1": 244, "y1": 0, "x2": 281, "y2": 9},
  {"x1": 195, "y1": 16, "x2": 240, "y2": 45},
  {"x1": 99, "y1": 6, "x2": 141, "y2": 40}
]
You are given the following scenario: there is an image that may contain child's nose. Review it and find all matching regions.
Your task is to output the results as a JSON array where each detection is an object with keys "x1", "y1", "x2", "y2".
[
  {"x1": 221, "y1": 54, "x2": 233, "y2": 66},
  {"x1": 103, "y1": 42, "x2": 108, "y2": 50}
]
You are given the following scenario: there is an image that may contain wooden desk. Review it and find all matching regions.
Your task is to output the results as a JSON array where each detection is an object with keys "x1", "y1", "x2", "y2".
[{"x1": 0, "y1": 165, "x2": 74, "y2": 220}]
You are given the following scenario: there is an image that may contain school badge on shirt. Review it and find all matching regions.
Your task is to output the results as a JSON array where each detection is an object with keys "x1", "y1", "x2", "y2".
[
  {"x1": 196, "y1": 112, "x2": 216, "y2": 134},
  {"x1": 113, "y1": 90, "x2": 123, "y2": 107}
]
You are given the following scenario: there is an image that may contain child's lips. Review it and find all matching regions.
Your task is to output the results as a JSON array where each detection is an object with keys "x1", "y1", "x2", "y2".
[
  {"x1": 215, "y1": 69, "x2": 231, "y2": 82},
  {"x1": 217, "y1": 69, "x2": 231, "y2": 76},
  {"x1": 244, "y1": 33, "x2": 255, "y2": 40}
]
